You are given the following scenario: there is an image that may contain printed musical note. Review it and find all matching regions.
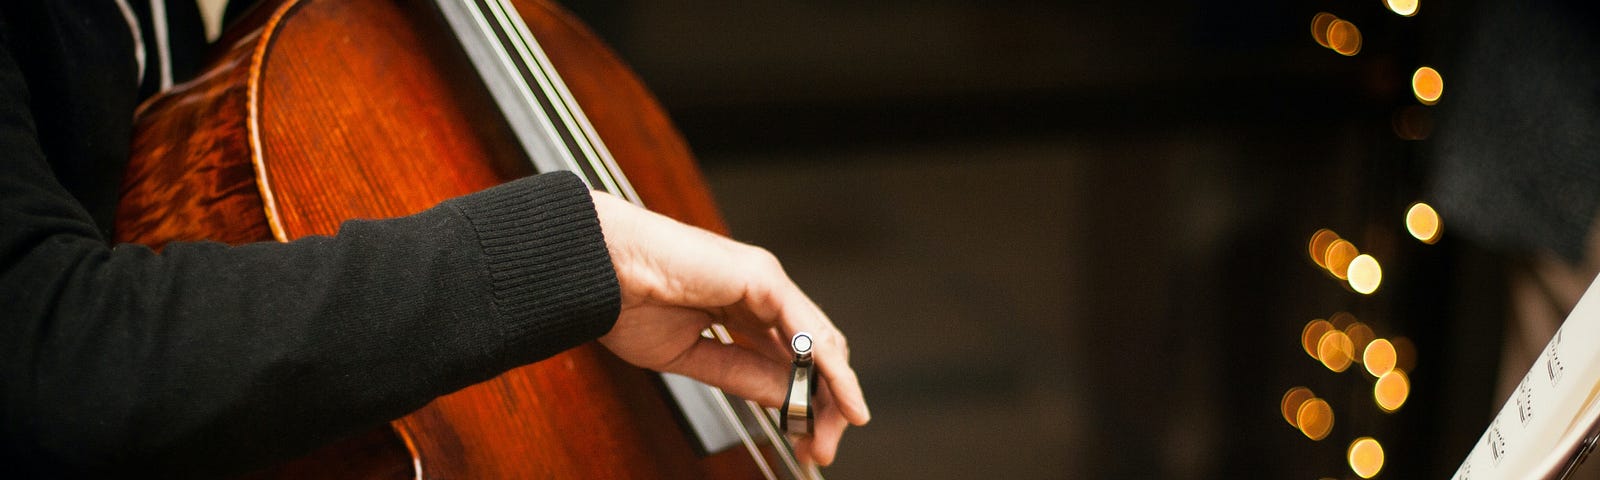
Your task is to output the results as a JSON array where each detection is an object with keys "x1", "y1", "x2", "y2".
[
  {"x1": 1455, "y1": 275, "x2": 1600, "y2": 478},
  {"x1": 1488, "y1": 421, "x2": 1507, "y2": 466},
  {"x1": 1517, "y1": 379, "x2": 1535, "y2": 426},
  {"x1": 1545, "y1": 330, "x2": 1565, "y2": 386}
]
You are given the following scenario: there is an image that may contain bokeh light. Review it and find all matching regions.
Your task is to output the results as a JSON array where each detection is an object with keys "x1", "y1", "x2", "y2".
[
  {"x1": 1302, "y1": 319, "x2": 1335, "y2": 360},
  {"x1": 1282, "y1": 387, "x2": 1316, "y2": 427},
  {"x1": 1375, "y1": 370, "x2": 1411, "y2": 411},
  {"x1": 1364, "y1": 339, "x2": 1398, "y2": 376},
  {"x1": 1345, "y1": 322, "x2": 1376, "y2": 360},
  {"x1": 1327, "y1": 20, "x2": 1363, "y2": 56},
  {"x1": 1386, "y1": 0, "x2": 1419, "y2": 16},
  {"x1": 1413, "y1": 66, "x2": 1443, "y2": 104},
  {"x1": 1309, "y1": 229, "x2": 1341, "y2": 268},
  {"x1": 1318, "y1": 330, "x2": 1355, "y2": 372},
  {"x1": 1325, "y1": 240, "x2": 1359, "y2": 279},
  {"x1": 1392, "y1": 336, "x2": 1417, "y2": 372},
  {"x1": 1328, "y1": 311, "x2": 1357, "y2": 330},
  {"x1": 1349, "y1": 437, "x2": 1385, "y2": 478},
  {"x1": 1407, "y1": 202, "x2": 1442, "y2": 243},
  {"x1": 1347, "y1": 254, "x2": 1383, "y2": 294},
  {"x1": 1298, "y1": 398, "x2": 1335, "y2": 441},
  {"x1": 1310, "y1": 13, "x2": 1338, "y2": 48}
]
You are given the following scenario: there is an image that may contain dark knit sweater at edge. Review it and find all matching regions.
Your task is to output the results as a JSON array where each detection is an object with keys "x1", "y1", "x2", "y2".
[{"x1": 0, "y1": 2, "x2": 621, "y2": 476}]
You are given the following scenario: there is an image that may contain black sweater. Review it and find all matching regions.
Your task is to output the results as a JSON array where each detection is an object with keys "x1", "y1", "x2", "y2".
[{"x1": 0, "y1": 2, "x2": 621, "y2": 476}]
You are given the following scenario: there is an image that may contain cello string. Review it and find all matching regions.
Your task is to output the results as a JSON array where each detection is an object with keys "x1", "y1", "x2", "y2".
[
  {"x1": 483, "y1": 0, "x2": 622, "y2": 198},
  {"x1": 147, "y1": 0, "x2": 173, "y2": 90},
  {"x1": 713, "y1": 324, "x2": 812, "y2": 476},
  {"x1": 476, "y1": 1, "x2": 799, "y2": 477},
  {"x1": 498, "y1": 0, "x2": 636, "y2": 202},
  {"x1": 112, "y1": 0, "x2": 146, "y2": 87},
  {"x1": 494, "y1": 2, "x2": 640, "y2": 204},
  {"x1": 454, "y1": 0, "x2": 588, "y2": 183}
]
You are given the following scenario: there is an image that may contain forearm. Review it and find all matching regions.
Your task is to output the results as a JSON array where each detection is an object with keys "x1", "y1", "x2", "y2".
[
  {"x1": 1, "y1": 173, "x2": 619, "y2": 476},
  {"x1": 0, "y1": 8, "x2": 624, "y2": 475}
]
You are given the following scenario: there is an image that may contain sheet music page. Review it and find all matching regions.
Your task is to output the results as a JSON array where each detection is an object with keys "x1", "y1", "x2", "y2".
[{"x1": 1454, "y1": 275, "x2": 1600, "y2": 480}]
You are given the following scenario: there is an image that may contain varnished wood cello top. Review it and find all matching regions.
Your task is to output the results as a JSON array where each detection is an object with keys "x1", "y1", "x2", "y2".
[{"x1": 119, "y1": 0, "x2": 785, "y2": 477}]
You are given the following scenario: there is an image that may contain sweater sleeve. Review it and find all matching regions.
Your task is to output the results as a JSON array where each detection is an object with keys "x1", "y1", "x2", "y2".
[{"x1": 0, "y1": 31, "x2": 620, "y2": 477}]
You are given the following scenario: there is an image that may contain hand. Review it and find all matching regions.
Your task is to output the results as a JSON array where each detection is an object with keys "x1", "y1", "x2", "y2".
[{"x1": 590, "y1": 191, "x2": 870, "y2": 466}]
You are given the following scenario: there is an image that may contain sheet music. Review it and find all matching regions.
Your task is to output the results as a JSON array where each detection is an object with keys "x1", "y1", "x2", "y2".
[{"x1": 1454, "y1": 275, "x2": 1600, "y2": 480}]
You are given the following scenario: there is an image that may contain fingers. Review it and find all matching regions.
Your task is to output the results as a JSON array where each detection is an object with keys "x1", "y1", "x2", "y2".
[
  {"x1": 715, "y1": 310, "x2": 791, "y2": 364},
  {"x1": 641, "y1": 322, "x2": 857, "y2": 466},
  {"x1": 814, "y1": 329, "x2": 870, "y2": 426},
  {"x1": 661, "y1": 336, "x2": 790, "y2": 408},
  {"x1": 657, "y1": 234, "x2": 873, "y2": 426},
  {"x1": 792, "y1": 380, "x2": 850, "y2": 466},
  {"x1": 769, "y1": 295, "x2": 870, "y2": 426},
  {"x1": 686, "y1": 317, "x2": 864, "y2": 465},
  {"x1": 724, "y1": 259, "x2": 870, "y2": 426},
  {"x1": 590, "y1": 190, "x2": 870, "y2": 460}
]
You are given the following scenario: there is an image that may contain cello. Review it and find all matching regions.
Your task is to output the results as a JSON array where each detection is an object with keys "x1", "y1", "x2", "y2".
[{"x1": 114, "y1": 0, "x2": 817, "y2": 477}]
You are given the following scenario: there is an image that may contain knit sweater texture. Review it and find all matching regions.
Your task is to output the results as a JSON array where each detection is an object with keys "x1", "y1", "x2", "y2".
[{"x1": 0, "y1": 2, "x2": 621, "y2": 476}]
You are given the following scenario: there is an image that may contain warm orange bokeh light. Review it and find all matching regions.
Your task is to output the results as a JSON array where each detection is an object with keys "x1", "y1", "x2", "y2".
[
  {"x1": 1302, "y1": 319, "x2": 1335, "y2": 360},
  {"x1": 1407, "y1": 202, "x2": 1442, "y2": 244},
  {"x1": 1345, "y1": 322, "x2": 1376, "y2": 359},
  {"x1": 1318, "y1": 330, "x2": 1355, "y2": 372},
  {"x1": 1325, "y1": 240, "x2": 1359, "y2": 279},
  {"x1": 1298, "y1": 398, "x2": 1334, "y2": 441},
  {"x1": 1311, "y1": 13, "x2": 1338, "y2": 48},
  {"x1": 1375, "y1": 370, "x2": 1410, "y2": 411},
  {"x1": 1327, "y1": 20, "x2": 1362, "y2": 56},
  {"x1": 1392, "y1": 336, "x2": 1417, "y2": 372},
  {"x1": 1365, "y1": 339, "x2": 1398, "y2": 376},
  {"x1": 1413, "y1": 66, "x2": 1443, "y2": 104},
  {"x1": 1386, "y1": 0, "x2": 1419, "y2": 16},
  {"x1": 1328, "y1": 311, "x2": 1357, "y2": 330},
  {"x1": 1348, "y1": 254, "x2": 1383, "y2": 294},
  {"x1": 1309, "y1": 229, "x2": 1341, "y2": 268},
  {"x1": 1282, "y1": 387, "x2": 1316, "y2": 427},
  {"x1": 1349, "y1": 437, "x2": 1385, "y2": 478}
]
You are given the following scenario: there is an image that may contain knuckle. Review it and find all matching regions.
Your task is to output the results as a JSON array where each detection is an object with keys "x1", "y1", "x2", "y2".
[
  {"x1": 833, "y1": 332, "x2": 851, "y2": 359},
  {"x1": 819, "y1": 329, "x2": 849, "y2": 358},
  {"x1": 828, "y1": 329, "x2": 848, "y2": 349},
  {"x1": 749, "y1": 246, "x2": 782, "y2": 272}
]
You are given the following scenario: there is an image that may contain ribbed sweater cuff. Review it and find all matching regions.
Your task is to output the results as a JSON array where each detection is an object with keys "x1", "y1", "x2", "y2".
[{"x1": 448, "y1": 171, "x2": 620, "y2": 364}]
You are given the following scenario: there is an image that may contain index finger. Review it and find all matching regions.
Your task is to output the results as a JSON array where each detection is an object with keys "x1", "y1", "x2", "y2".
[
  {"x1": 784, "y1": 296, "x2": 870, "y2": 426},
  {"x1": 742, "y1": 268, "x2": 869, "y2": 426}
]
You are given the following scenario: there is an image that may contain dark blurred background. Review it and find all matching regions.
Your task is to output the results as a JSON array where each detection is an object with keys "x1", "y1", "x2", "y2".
[{"x1": 560, "y1": 1, "x2": 1530, "y2": 478}]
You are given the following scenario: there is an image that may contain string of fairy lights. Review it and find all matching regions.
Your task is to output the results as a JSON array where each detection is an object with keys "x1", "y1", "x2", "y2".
[{"x1": 1281, "y1": 0, "x2": 1447, "y2": 478}]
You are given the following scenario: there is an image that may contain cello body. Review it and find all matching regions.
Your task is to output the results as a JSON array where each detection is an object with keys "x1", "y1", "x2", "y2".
[{"x1": 114, "y1": 0, "x2": 783, "y2": 477}]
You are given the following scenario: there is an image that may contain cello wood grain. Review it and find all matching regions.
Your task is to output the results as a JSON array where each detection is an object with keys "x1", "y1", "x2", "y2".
[{"x1": 116, "y1": 0, "x2": 775, "y2": 477}]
